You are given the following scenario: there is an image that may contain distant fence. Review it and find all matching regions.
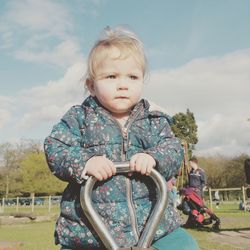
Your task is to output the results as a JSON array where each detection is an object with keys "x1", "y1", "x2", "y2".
[
  {"x1": 1, "y1": 186, "x2": 249, "y2": 213},
  {"x1": 206, "y1": 186, "x2": 250, "y2": 211},
  {"x1": 0, "y1": 195, "x2": 61, "y2": 213}
]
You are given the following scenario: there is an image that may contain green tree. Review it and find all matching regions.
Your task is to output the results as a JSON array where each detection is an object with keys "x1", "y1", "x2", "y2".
[
  {"x1": 17, "y1": 152, "x2": 66, "y2": 195},
  {"x1": 200, "y1": 154, "x2": 249, "y2": 189},
  {"x1": 171, "y1": 109, "x2": 198, "y2": 155},
  {"x1": 0, "y1": 140, "x2": 66, "y2": 196},
  {"x1": 223, "y1": 154, "x2": 248, "y2": 188},
  {"x1": 199, "y1": 156, "x2": 228, "y2": 188}
]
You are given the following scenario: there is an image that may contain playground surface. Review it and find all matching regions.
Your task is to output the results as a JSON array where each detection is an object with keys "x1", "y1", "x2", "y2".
[
  {"x1": 211, "y1": 230, "x2": 250, "y2": 249},
  {"x1": 210, "y1": 216, "x2": 250, "y2": 249}
]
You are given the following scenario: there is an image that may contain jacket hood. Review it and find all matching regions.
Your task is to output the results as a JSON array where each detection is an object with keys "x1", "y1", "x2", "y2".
[{"x1": 81, "y1": 95, "x2": 172, "y2": 124}]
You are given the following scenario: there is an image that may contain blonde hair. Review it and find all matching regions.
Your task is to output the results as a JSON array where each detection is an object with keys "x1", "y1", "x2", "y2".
[{"x1": 85, "y1": 26, "x2": 148, "y2": 84}]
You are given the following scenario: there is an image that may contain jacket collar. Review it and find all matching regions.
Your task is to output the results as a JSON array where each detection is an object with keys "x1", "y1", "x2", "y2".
[{"x1": 82, "y1": 95, "x2": 150, "y2": 121}]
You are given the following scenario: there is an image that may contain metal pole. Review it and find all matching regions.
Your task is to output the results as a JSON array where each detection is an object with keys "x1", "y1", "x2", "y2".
[
  {"x1": 80, "y1": 162, "x2": 168, "y2": 250},
  {"x1": 48, "y1": 195, "x2": 51, "y2": 212},
  {"x1": 242, "y1": 186, "x2": 246, "y2": 212},
  {"x1": 137, "y1": 169, "x2": 168, "y2": 248},
  {"x1": 209, "y1": 188, "x2": 213, "y2": 210}
]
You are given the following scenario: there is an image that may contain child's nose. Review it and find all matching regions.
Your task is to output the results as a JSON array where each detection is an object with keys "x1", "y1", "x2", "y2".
[{"x1": 116, "y1": 78, "x2": 128, "y2": 90}]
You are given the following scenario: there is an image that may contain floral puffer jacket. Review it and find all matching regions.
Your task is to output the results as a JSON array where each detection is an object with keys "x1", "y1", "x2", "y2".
[{"x1": 44, "y1": 96, "x2": 184, "y2": 248}]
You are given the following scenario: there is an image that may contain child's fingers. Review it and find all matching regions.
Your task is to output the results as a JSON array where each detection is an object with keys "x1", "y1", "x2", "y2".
[
  {"x1": 145, "y1": 157, "x2": 155, "y2": 175},
  {"x1": 98, "y1": 168, "x2": 109, "y2": 180},
  {"x1": 129, "y1": 155, "x2": 136, "y2": 171},
  {"x1": 111, "y1": 164, "x2": 116, "y2": 175},
  {"x1": 94, "y1": 172, "x2": 104, "y2": 181},
  {"x1": 103, "y1": 163, "x2": 113, "y2": 177},
  {"x1": 134, "y1": 156, "x2": 146, "y2": 172},
  {"x1": 130, "y1": 153, "x2": 156, "y2": 175},
  {"x1": 140, "y1": 165, "x2": 147, "y2": 175},
  {"x1": 130, "y1": 154, "x2": 146, "y2": 173},
  {"x1": 99, "y1": 161, "x2": 115, "y2": 179},
  {"x1": 145, "y1": 164, "x2": 153, "y2": 176},
  {"x1": 106, "y1": 159, "x2": 116, "y2": 175},
  {"x1": 136, "y1": 155, "x2": 155, "y2": 175},
  {"x1": 140, "y1": 160, "x2": 149, "y2": 175}
]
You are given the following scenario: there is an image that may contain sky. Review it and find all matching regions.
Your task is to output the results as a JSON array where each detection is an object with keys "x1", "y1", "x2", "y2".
[{"x1": 0, "y1": 0, "x2": 250, "y2": 157}]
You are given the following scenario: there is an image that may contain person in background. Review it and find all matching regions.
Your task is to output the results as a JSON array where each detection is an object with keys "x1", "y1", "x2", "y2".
[
  {"x1": 188, "y1": 156, "x2": 206, "y2": 199},
  {"x1": 213, "y1": 190, "x2": 220, "y2": 209}
]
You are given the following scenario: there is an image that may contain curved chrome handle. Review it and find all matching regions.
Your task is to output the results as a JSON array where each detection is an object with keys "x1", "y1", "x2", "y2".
[{"x1": 80, "y1": 162, "x2": 168, "y2": 250}]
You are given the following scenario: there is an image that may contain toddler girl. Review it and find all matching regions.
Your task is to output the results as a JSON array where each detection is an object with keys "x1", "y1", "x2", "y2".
[{"x1": 44, "y1": 26, "x2": 199, "y2": 250}]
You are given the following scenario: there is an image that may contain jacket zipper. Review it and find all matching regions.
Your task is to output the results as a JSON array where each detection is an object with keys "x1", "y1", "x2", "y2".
[
  {"x1": 99, "y1": 106, "x2": 144, "y2": 242},
  {"x1": 115, "y1": 120, "x2": 140, "y2": 241},
  {"x1": 121, "y1": 127, "x2": 140, "y2": 242}
]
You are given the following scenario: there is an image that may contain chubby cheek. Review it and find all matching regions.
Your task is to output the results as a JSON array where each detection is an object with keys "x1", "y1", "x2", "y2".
[
  {"x1": 96, "y1": 87, "x2": 114, "y2": 102},
  {"x1": 131, "y1": 85, "x2": 143, "y2": 101}
]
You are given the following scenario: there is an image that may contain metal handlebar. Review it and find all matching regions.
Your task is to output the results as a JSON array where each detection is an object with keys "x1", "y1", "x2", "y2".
[{"x1": 80, "y1": 162, "x2": 168, "y2": 250}]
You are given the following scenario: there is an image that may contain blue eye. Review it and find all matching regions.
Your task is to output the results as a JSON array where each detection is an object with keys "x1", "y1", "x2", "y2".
[
  {"x1": 129, "y1": 75, "x2": 138, "y2": 80},
  {"x1": 107, "y1": 75, "x2": 116, "y2": 79}
]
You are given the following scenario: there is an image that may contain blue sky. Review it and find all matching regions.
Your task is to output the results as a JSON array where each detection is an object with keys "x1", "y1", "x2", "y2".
[{"x1": 0, "y1": 0, "x2": 250, "y2": 156}]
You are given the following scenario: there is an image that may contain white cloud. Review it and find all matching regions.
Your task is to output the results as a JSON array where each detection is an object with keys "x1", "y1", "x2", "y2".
[
  {"x1": 0, "y1": 0, "x2": 83, "y2": 67},
  {"x1": 197, "y1": 114, "x2": 250, "y2": 156},
  {"x1": 0, "y1": 26, "x2": 13, "y2": 49},
  {"x1": 0, "y1": 109, "x2": 12, "y2": 129},
  {"x1": 144, "y1": 48, "x2": 250, "y2": 156},
  {"x1": 144, "y1": 49, "x2": 250, "y2": 115},
  {"x1": 0, "y1": 62, "x2": 86, "y2": 142},
  {"x1": 15, "y1": 39, "x2": 83, "y2": 67},
  {"x1": 5, "y1": 0, "x2": 72, "y2": 37},
  {"x1": 16, "y1": 62, "x2": 86, "y2": 129},
  {"x1": 0, "y1": 96, "x2": 14, "y2": 129}
]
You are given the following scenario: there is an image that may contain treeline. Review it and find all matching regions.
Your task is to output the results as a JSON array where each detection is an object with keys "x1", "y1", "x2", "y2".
[
  {"x1": 0, "y1": 139, "x2": 249, "y2": 198},
  {"x1": 199, "y1": 154, "x2": 249, "y2": 188},
  {"x1": 0, "y1": 109, "x2": 248, "y2": 197},
  {"x1": 0, "y1": 140, "x2": 66, "y2": 198}
]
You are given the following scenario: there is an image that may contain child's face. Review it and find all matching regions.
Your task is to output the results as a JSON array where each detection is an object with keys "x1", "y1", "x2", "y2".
[{"x1": 87, "y1": 47, "x2": 144, "y2": 119}]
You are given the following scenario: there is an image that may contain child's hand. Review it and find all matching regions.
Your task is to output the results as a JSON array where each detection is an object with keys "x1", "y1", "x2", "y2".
[
  {"x1": 85, "y1": 156, "x2": 116, "y2": 181},
  {"x1": 130, "y1": 153, "x2": 156, "y2": 175}
]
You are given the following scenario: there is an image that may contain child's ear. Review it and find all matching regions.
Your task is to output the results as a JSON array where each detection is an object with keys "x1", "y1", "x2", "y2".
[{"x1": 86, "y1": 78, "x2": 95, "y2": 96}]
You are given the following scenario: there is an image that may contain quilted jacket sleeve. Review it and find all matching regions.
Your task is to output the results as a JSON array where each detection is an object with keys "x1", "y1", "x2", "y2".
[
  {"x1": 44, "y1": 106, "x2": 94, "y2": 184},
  {"x1": 144, "y1": 115, "x2": 184, "y2": 180}
]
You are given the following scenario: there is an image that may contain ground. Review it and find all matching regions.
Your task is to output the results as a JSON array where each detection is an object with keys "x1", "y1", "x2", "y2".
[
  {"x1": 0, "y1": 241, "x2": 22, "y2": 250},
  {"x1": 211, "y1": 230, "x2": 250, "y2": 249},
  {"x1": 210, "y1": 216, "x2": 250, "y2": 249}
]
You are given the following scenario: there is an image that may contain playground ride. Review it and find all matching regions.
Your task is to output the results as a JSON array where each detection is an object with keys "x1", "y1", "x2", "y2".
[{"x1": 80, "y1": 162, "x2": 168, "y2": 250}]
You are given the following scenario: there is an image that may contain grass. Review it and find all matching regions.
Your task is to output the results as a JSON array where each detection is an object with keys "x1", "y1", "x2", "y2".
[
  {"x1": 0, "y1": 221, "x2": 57, "y2": 250},
  {"x1": 1, "y1": 205, "x2": 59, "y2": 216},
  {"x1": 0, "y1": 203, "x2": 250, "y2": 250}
]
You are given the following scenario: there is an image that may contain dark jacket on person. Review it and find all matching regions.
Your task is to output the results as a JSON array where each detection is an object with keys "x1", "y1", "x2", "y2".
[
  {"x1": 188, "y1": 168, "x2": 206, "y2": 197},
  {"x1": 44, "y1": 96, "x2": 184, "y2": 248}
]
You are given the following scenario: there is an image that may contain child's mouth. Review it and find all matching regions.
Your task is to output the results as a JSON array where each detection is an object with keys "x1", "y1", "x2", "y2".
[{"x1": 115, "y1": 96, "x2": 128, "y2": 99}]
